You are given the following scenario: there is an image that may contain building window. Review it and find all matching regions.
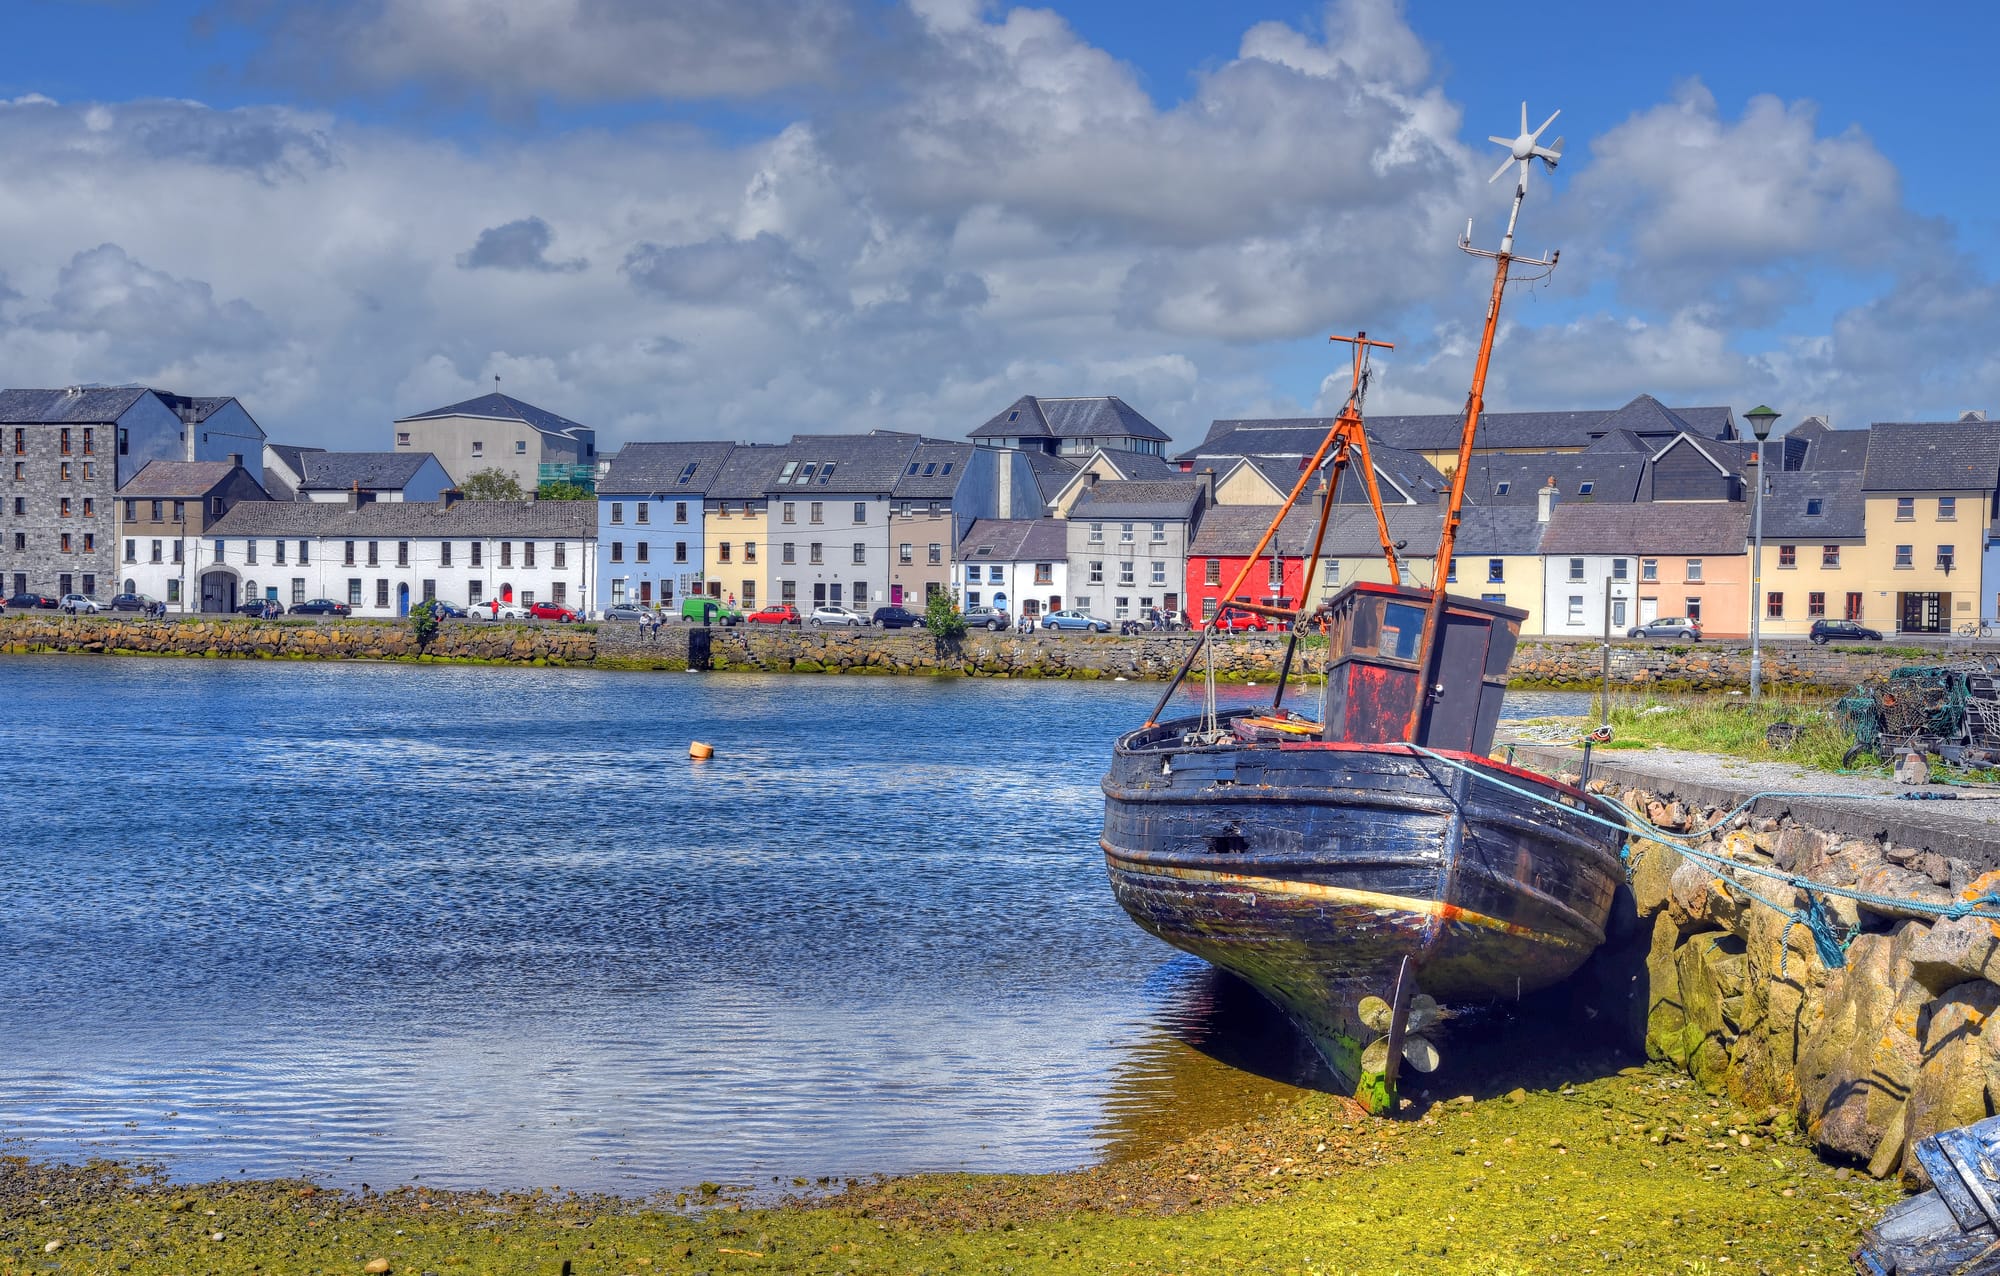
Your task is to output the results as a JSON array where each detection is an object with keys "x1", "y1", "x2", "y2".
[
  {"x1": 636, "y1": 542, "x2": 649, "y2": 562},
  {"x1": 611, "y1": 542, "x2": 624, "y2": 562},
  {"x1": 348, "y1": 578, "x2": 363, "y2": 606},
  {"x1": 781, "y1": 580, "x2": 797, "y2": 603},
  {"x1": 1578, "y1": 481, "x2": 1594, "y2": 496},
  {"x1": 472, "y1": 441, "x2": 483, "y2": 457},
  {"x1": 1155, "y1": 562, "x2": 1169, "y2": 587},
  {"x1": 1203, "y1": 558, "x2": 1221, "y2": 586},
  {"x1": 59, "y1": 428, "x2": 70, "y2": 456},
  {"x1": 1088, "y1": 522, "x2": 1103, "y2": 544},
  {"x1": 1822, "y1": 545, "x2": 1839, "y2": 568},
  {"x1": 500, "y1": 542, "x2": 512, "y2": 567},
  {"x1": 1897, "y1": 496, "x2": 1914, "y2": 521},
  {"x1": 246, "y1": 539, "x2": 258, "y2": 565},
  {"x1": 1117, "y1": 561, "x2": 1133, "y2": 586},
  {"x1": 852, "y1": 543, "x2": 866, "y2": 565},
  {"x1": 172, "y1": 540, "x2": 183, "y2": 564},
  {"x1": 1778, "y1": 544, "x2": 1796, "y2": 568},
  {"x1": 469, "y1": 581, "x2": 484, "y2": 605},
  {"x1": 810, "y1": 543, "x2": 823, "y2": 565},
  {"x1": 515, "y1": 440, "x2": 527, "y2": 455},
  {"x1": 1895, "y1": 544, "x2": 1913, "y2": 568},
  {"x1": 1089, "y1": 560, "x2": 1104, "y2": 584},
  {"x1": 1119, "y1": 522, "x2": 1134, "y2": 543},
  {"x1": 670, "y1": 501, "x2": 687, "y2": 524},
  {"x1": 928, "y1": 543, "x2": 941, "y2": 565},
  {"x1": 810, "y1": 502, "x2": 823, "y2": 524},
  {"x1": 397, "y1": 541, "x2": 410, "y2": 567},
  {"x1": 719, "y1": 542, "x2": 732, "y2": 563},
  {"x1": 1808, "y1": 591, "x2": 1826, "y2": 617},
  {"x1": 611, "y1": 502, "x2": 624, "y2": 524},
  {"x1": 555, "y1": 544, "x2": 566, "y2": 568},
  {"x1": 552, "y1": 582, "x2": 566, "y2": 604},
  {"x1": 1940, "y1": 496, "x2": 1957, "y2": 521},
  {"x1": 214, "y1": 538, "x2": 225, "y2": 562},
  {"x1": 441, "y1": 542, "x2": 453, "y2": 567},
  {"x1": 1939, "y1": 545, "x2": 1957, "y2": 573},
  {"x1": 149, "y1": 540, "x2": 162, "y2": 564},
  {"x1": 471, "y1": 543, "x2": 482, "y2": 566},
  {"x1": 167, "y1": 580, "x2": 181, "y2": 603},
  {"x1": 1611, "y1": 558, "x2": 1627, "y2": 581},
  {"x1": 1567, "y1": 557, "x2": 1583, "y2": 582},
  {"x1": 523, "y1": 542, "x2": 536, "y2": 568},
  {"x1": 1487, "y1": 558, "x2": 1504, "y2": 583},
  {"x1": 1686, "y1": 597, "x2": 1702, "y2": 624},
  {"x1": 1846, "y1": 592, "x2": 1863, "y2": 620},
  {"x1": 173, "y1": 500, "x2": 183, "y2": 521},
  {"x1": 421, "y1": 579, "x2": 436, "y2": 603},
  {"x1": 1767, "y1": 592, "x2": 1784, "y2": 619},
  {"x1": 1640, "y1": 558, "x2": 1657, "y2": 581},
  {"x1": 81, "y1": 534, "x2": 93, "y2": 553},
  {"x1": 366, "y1": 541, "x2": 379, "y2": 567},
  {"x1": 124, "y1": 538, "x2": 136, "y2": 563},
  {"x1": 674, "y1": 542, "x2": 687, "y2": 563},
  {"x1": 741, "y1": 580, "x2": 755, "y2": 605},
  {"x1": 397, "y1": 432, "x2": 411, "y2": 446},
  {"x1": 1806, "y1": 498, "x2": 1824, "y2": 516},
  {"x1": 343, "y1": 540, "x2": 355, "y2": 566},
  {"x1": 377, "y1": 579, "x2": 390, "y2": 608},
  {"x1": 783, "y1": 543, "x2": 795, "y2": 565},
  {"x1": 782, "y1": 502, "x2": 795, "y2": 524},
  {"x1": 899, "y1": 543, "x2": 912, "y2": 565},
  {"x1": 854, "y1": 502, "x2": 866, "y2": 524},
  {"x1": 1686, "y1": 559, "x2": 1703, "y2": 582},
  {"x1": 59, "y1": 496, "x2": 71, "y2": 518},
  {"x1": 1566, "y1": 595, "x2": 1583, "y2": 625}
]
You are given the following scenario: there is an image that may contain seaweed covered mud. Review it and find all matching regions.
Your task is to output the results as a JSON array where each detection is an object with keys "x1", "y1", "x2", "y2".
[{"x1": 2, "y1": 1066, "x2": 1894, "y2": 1275}]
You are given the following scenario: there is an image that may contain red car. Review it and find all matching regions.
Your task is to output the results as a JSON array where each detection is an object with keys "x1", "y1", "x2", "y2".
[
  {"x1": 1217, "y1": 610, "x2": 1270, "y2": 632},
  {"x1": 528, "y1": 601, "x2": 578, "y2": 622},
  {"x1": 746, "y1": 603, "x2": 802, "y2": 625}
]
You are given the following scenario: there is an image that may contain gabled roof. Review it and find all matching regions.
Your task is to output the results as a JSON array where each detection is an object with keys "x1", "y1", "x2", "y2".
[
  {"x1": 957, "y1": 518, "x2": 1068, "y2": 562},
  {"x1": 1070, "y1": 479, "x2": 1203, "y2": 521},
  {"x1": 971, "y1": 395, "x2": 1170, "y2": 443},
  {"x1": 1861, "y1": 422, "x2": 2000, "y2": 492},
  {"x1": 395, "y1": 392, "x2": 591, "y2": 439},
  {"x1": 266, "y1": 443, "x2": 323, "y2": 474},
  {"x1": 158, "y1": 394, "x2": 247, "y2": 426},
  {"x1": 116, "y1": 460, "x2": 251, "y2": 498},
  {"x1": 765, "y1": 434, "x2": 920, "y2": 496},
  {"x1": 1464, "y1": 453, "x2": 1646, "y2": 505},
  {"x1": 1584, "y1": 428, "x2": 1650, "y2": 454},
  {"x1": 1539, "y1": 502, "x2": 1750, "y2": 555},
  {"x1": 599, "y1": 442, "x2": 736, "y2": 494},
  {"x1": 1188, "y1": 505, "x2": 1317, "y2": 557},
  {"x1": 1761, "y1": 471, "x2": 1865, "y2": 540},
  {"x1": 1186, "y1": 395, "x2": 1736, "y2": 461},
  {"x1": 1801, "y1": 428, "x2": 1869, "y2": 473},
  {"x1": 893, "y1": 441, "x2": 977, "y2": 499},
  {"x1": 1649, "y1": 432, "x2": 1739, "y2": 474},
  {"x1": 0, "y1": 386, "x2": 155, "y2": 424},
  {"x1": 704, "y1": 443, "x2": 787, "y2": 501},
  {"x1": 208, "y1": 498, "x2": 596, "y2": 539},
  {"x1": 1021, "y1": 450, "x2": 1079, "y2": 504},
  {"x1": 295, "y1": 451, "x2": 439, "y2": 493}
]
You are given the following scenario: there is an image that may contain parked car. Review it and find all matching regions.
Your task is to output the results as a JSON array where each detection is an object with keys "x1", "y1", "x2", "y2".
[
  {"x1": 236, "y1": 600, "x2": 285, "y2": 617},
  {"x1": 603, "y1": 603, "x2": 652, "y2": 621},
  {"x1": 5, "y1": 593, "x2": 57, "y2": 610},
  {"x1": 57, "y1": 593, "x2": 103, "y2": 614},
  {"x1": 1217, "y1": 609, "x2": 1270, "y2": 632},
  {"x1": 290, "y1": 598, "x2": 352, "y2": 617},
  {"x1": 746, "y1": 603, "x2": 802, "y2": 626},
  {"x1": 1810, "y1": 619, "x2": 1883, "y2": 645},
  {"x1": 108, "y1": 593, "x2": 158, "y2": 613},
  {"x1": 809, "y1": 605, "x2": 867, "y2": 627},
  {"x1": 528, "y1": 601, "x2": 579, "y2": 622},
  {"x1": 468, "y1": 600, "x2": 529, "y2": 621},
  {"x1": 963, "y1": 604, "x2": 1010, "y2": 631},
  {"x1": 429, "y1": 601, "x2": 467, "y2": 619},
  {"x1": 871, "y1": 605, "x2": 925, "y2": 629},
  {"x1": 1041, "y1": 608, "x2": 1110, "y2": 633},
  {"x1": 680, "y1": 596, "x2": 744, "y2": 626},
  {"x1": 1626, "y1": 617, "x2": 1702, "y2": 641}
]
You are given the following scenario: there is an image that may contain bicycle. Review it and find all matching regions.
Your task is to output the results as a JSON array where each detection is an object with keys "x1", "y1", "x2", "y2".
[{"x1": 1958, "y1": 619, "x2": 1998, "y2": 639}]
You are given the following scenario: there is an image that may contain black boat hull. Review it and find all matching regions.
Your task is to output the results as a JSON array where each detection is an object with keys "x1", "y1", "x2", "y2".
[{"x1": 1101, "y1": 716, "x2": 1626, "y2": 1110}]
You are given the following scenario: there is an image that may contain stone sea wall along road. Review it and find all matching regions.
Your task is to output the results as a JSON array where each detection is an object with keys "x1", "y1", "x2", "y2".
[
  {"x1": 1513, "y1": 742, "x2": 2000, "y2": 1188},
  {"x1": 0, "y1": 612, "x2": 1972, "y2": 688}
]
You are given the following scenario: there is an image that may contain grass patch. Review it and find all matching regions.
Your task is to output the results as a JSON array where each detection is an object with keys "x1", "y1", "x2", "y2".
[{"x1": 1528, "y1": 693, "x2": 1861, "y2": 774}]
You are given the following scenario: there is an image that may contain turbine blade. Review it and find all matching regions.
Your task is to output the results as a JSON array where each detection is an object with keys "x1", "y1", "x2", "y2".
[
  {"x1": 1532, "y1": 108, "x2": 1560, "y2": 140},
  {"x1": 1520, "y1": 101, "x2": 1528, "y2": 134},
  {"x1": 1488, "y1": 155, "x2": 1515, "y2": 184},
  {"x1": 1487, "y1": 136, "x2": 1513, "y2": 147}
]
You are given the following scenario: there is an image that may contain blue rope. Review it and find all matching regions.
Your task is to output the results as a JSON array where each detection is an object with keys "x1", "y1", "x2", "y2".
[{"x1": 1405, "y1": 746, "x2": 2000, "y2": 954}]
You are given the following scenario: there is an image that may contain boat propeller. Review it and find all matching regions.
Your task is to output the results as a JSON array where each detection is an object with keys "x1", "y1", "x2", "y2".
[{"x1": 1359, "y1": 992, "x2": 1442, "y2": 1075}]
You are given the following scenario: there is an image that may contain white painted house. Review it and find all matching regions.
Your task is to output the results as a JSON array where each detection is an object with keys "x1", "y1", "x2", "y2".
[
  {"x1": 953, "y1": 518, "x2": 1070, "y2": 622},
  {"x1": 203, "y1": 497, "x2": 596, "y2": 616}
]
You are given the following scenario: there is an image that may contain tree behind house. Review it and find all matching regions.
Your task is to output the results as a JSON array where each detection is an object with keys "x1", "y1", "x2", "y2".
[{"x1": 460, "y1": 468, "x2": 524, "y2": 500}]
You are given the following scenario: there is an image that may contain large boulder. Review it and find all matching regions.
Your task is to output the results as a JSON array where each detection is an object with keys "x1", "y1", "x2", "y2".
[
  {"x1": 1628, "y1": 838, "x2": 1683, "y2": 915},
  {"x1": 1903, "y1": 981, "x2": 2000, "y2": 1184},
  {"x1": 1797, "y1": 921, "x2": 1930, "y2": 1164},
  {"x1": 1664, "y1": 860, "x2": 1747, "y2": 935}
]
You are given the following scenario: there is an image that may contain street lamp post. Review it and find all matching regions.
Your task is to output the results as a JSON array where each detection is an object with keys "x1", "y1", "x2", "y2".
[{"x1": 1745, "y1": 405, "x2": 1781, "y2": 701}]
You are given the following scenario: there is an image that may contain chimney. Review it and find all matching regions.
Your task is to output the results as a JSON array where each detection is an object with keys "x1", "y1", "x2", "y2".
[
  {"x1": 1537, "y1": 477, "x2": 1560, "y2": 524},
  {"x1": 442, "y1": 488, "x2": 462, "y2": 508},
  {"x1": 348, "y1": 481, "x2": 361, "y2": 512},
  {"x1": 1083, "y1": 472, "x2": 1098, "y2": 490},
  {"x1": 227, "y1": 453, "x2": 242, "y2": 470},
  {"x1": 1195, "y1": 469, "x2": 1215, "y2": 508}
]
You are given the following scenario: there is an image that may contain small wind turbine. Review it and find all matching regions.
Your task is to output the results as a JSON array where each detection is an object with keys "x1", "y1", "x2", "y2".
[{"x1": 1466, "y1": 102, "x2": 1563, "y2": 257}]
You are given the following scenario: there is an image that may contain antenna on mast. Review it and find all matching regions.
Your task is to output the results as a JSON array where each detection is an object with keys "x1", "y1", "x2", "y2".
[{"x1": 1461, "y1": 101, "x2": 1563, "y2": 265}]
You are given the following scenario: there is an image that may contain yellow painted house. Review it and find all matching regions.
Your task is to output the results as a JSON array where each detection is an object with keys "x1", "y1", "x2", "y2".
[
  {"x1": 701, "y1": 444, "x2": 786, "y2": 609},
  {"x1": 1853, "y1": 421, "x2": 2000, "y2": 634},
  {"x1": 1753, "y1": 470, "x2": 1867, "y2": 637}
]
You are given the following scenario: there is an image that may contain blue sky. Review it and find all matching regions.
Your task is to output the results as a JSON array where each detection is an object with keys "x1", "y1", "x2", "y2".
[{"x1": 0, "y1": 0, "x2": 1990, "y2": 450}]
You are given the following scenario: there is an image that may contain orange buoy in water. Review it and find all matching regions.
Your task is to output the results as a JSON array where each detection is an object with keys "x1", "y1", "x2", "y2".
[{"x1": 689, "y1": 741, "x2": 714, "y2": 761}]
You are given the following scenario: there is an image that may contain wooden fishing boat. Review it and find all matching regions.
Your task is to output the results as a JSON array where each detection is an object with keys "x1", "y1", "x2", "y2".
[{"x1": 1098, "y1": 104, "x2": 1629, "y2": 1113}]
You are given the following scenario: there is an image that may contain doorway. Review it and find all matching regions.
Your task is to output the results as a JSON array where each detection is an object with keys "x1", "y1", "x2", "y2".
[
  {"x1": 1900, "y1": 592, "x2": 1947, "y2": 633},
  {"x1": 1639, "y1": 597, "x2": 1658, "y2": 625},
  {"x1": 397, "y1": 583, "x2": 410, "y2": 617}
]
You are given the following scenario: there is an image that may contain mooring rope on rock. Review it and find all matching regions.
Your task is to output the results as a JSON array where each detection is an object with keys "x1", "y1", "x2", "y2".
[{"x1": 1404, "y1": 744, "x2": 2000, "y2": 972}]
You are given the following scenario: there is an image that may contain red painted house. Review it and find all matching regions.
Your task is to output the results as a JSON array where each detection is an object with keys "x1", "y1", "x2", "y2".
[{"x1": 1185, "y1": 506, "x2": 1318, "y2": 623}]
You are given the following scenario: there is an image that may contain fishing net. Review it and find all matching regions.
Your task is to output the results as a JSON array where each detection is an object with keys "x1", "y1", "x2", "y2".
[{"x1": 1838, "y1": 663, "x2": 2000, "y2": 761}]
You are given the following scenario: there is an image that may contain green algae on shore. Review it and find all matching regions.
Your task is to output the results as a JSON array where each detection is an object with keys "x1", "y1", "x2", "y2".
[{"x1": 1, "y1": 1066, "x2": 1897, "y2": 1275}]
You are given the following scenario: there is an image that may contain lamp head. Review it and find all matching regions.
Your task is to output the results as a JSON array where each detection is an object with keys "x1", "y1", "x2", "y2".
[{"x1": 1745, "y1": 405, "x2": 1781, "y2": 442}]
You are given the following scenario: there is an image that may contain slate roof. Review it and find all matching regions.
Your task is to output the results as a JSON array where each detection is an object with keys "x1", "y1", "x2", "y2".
[
  {"x1": 1539, "y1": 503, "x2": 1750, "y2": 555},
  {"x1": 1185, "y1": 396, "x2": 1737, "y2": 461},
  {"x1": 1021, "y1": 451, "x2": 1079, "y2": 504},
  {"x1": 1187, "y1": 505, "x2": 1320, "y2": 557},
  {"x1": 766, "y1": 434, "x2": 920, "y2": 496},
  {"x1": 158, "y1": 394, "x2": 241, "y2": 424},
  {"x1": 1102, "y1": 451, "x2": 1180, "y2": 479},
  {"x1": 1804, "y1": 428, "x2": 1871, "y2": 473},
  {"x1": 957, "y1": 518, "x2": 1068, "y2": 562},
  {"x1": 893, "y1": 441, "x2": 976, "y2": 499},
  {"x1": 1463, "y1": 452, "x2": 1647, "y2": 505},
  {"x1": 294, "y1": 451, "x2": 439, "y2": 493},
  {"x1": 1861, "y1": 422, "x2": 2000, "y2": 491},
  {"x1": 1761, "y1": 471, "x2": 1865, "y2": 540},
  {"x1": 1070, "y1": 479, "x2": 1203, "y2": 521},
  {"x1": 266, "y1": 443, "x2": 323, "y2": 474},
  {"x1": 0, "y1": 386, "x2": 154, "y2": 424},
  {"x1": 395, "y1": 392, "x2": 592, "y2": 438},
  {"x1": 705, "y1": 443, "x2": 788, "y2": 501},
  {"x1": 116, "y1": 460, "x2": 248, "y2": 498},
  {"x1": 971, "y1": 395, "x2": 1171, "y2": 443},
  {"x1": 599, "y1": 441, "x2": 736, "y2": 494},
  {"x1": 208, "y1": 499, "x2": 596, "y2": 539},
  {"x1": 1455, "y1": 506, "x2": 1555, "y2": 556},
  {"x1": 1188, "y1": 504, "x2": 1546, "y2": 561}
]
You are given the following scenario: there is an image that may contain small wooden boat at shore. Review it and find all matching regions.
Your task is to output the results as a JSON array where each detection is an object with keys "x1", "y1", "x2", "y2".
[{"x1": 1098, "y1": 103, "x2": 1629, "y2": 1113}]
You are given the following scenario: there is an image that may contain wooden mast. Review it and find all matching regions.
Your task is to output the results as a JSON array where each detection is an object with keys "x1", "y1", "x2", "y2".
[{"x1": 1403, "y1": 102, "x2": 1561, "y2": 744}]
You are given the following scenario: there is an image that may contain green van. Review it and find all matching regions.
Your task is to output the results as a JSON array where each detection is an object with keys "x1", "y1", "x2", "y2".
[{"x1": 680, "y1": 596, "x2": 744, "y2": 626}]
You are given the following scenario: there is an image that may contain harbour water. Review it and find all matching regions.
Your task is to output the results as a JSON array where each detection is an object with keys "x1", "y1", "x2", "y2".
[{"x1": 0, "y1": 657, "x2": 1587, "y2": 1193}]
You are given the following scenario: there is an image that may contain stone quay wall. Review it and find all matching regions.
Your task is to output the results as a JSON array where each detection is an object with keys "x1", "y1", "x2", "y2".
[
  {"x1": 1517, "y1": 745, "x2": 2000, "y2": 1187},
  {"x1": 0, "y1": 614, "x2": 595, "y2": 665},
  {"x1": 0, "y1": 613, "x2": 1967, "y2": 690}
]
